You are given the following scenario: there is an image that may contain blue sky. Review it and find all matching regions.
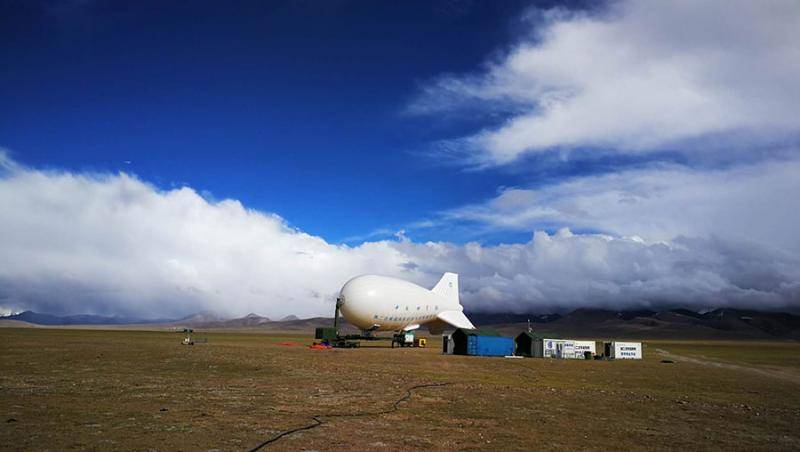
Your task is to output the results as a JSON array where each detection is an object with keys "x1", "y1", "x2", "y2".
[
  {"x1": 2, "y1": 0, "x2": 597, "y2": 244},
  {"x1": 1, "y1": 0, "x2": 799, "y2": 317}
]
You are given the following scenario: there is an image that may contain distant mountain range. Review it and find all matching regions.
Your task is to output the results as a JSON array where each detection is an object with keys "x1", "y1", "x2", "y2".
[
  {"x1": 464, "y1": 312, "x2": 563, "y2": 325},
  {"x1": 3, "y1": 307, "x2": 799, "y2": 339},
  {"x1": 162, "y1": 313, "x2": 359, "y2": 332},
  {"x1": 0, "y1": 310, "x2": 352, "y2": 332},
  {"x1": 0, "y1": 310, "x2": 175, "y2": 326},
  {"x1": 470, "y1": 308, "x2": 800, "y2": 340}
]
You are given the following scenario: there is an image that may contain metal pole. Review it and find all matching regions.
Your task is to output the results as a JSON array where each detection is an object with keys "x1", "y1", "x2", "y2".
[{"x1": 333, "y1": 297, "x2": 342, "y2": 331}]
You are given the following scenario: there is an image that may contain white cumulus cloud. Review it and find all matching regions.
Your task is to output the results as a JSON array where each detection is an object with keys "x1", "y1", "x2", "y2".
[
  {"x1": 0, "y1": 152, "x2": 798, "y2": 317},
  {"x1": 0, "y1": 157, "x2": 411, "y2": 318},
  {"x1": 395, "y1": 231, "x2": 800, "y2": 314},
  {"x1": 444, "y1": 157, "x2": 800, "y2": 254},
  {"x1": 412, "y1": 0, "x2": 800, "y2": 165}
]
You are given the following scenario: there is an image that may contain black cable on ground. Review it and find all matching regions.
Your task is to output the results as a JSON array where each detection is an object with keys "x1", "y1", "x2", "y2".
[{"x1": 248, "y1": 382, "x2": 450, "y2": 451}]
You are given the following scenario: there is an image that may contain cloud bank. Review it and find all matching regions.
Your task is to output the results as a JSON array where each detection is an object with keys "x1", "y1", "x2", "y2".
[
  {"x1": 413, "y1": 0, "x2": 800, "y2": 165},
  {"x1": 1, "y1": 153, "x2": 798, "y2": 317},
  {"x1": 3, "y1": 1, "x2": 799, "y2": 317},
  {"x1": 444, "y1": 158, "x2": 800, "y2": 254}
]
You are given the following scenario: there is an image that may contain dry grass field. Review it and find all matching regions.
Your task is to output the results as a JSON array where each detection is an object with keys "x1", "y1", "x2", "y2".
[{"x1": 2, "y1": 328, "x2": 799, "y2": 451}]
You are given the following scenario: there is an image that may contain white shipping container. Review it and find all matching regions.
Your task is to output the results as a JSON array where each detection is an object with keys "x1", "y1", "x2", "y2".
[
  {"x1": 556, "y1": 340, "x2": 575, "y2": 359},
  {"x1": 572, "y1": 340, "x2": 596, "y2": 358},
  {"x1": 541, "y1": 338, "x2": 563, "y2": 358},
  {"x1": 611, "y1": 341, "x2": 642, "y2": 359}
]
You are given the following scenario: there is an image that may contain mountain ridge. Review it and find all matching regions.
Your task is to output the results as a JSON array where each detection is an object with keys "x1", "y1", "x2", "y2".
[{"x1": 3, "y1": 308, "x2": 799, "y2": 339}]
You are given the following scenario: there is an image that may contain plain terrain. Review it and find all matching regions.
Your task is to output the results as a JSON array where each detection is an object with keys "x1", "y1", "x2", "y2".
[{"x1": 2, "y1": 328, "x2": 799, "y2": 451}]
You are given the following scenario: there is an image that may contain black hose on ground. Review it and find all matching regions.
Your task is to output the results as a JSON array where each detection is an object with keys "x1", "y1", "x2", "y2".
[{"x1": 248, "y1": 382, "x2": 450, "y2": 451}]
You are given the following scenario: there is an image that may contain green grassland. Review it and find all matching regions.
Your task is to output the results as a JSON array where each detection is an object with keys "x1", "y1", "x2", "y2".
[{"x1": 2, "y1": 328, "x2": 799, "y2": 451}]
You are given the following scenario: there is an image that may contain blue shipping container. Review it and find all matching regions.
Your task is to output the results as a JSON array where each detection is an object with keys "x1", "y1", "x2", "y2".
[{"x1": 466, "y1": 335, "x2": 515, "y2": 356}]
